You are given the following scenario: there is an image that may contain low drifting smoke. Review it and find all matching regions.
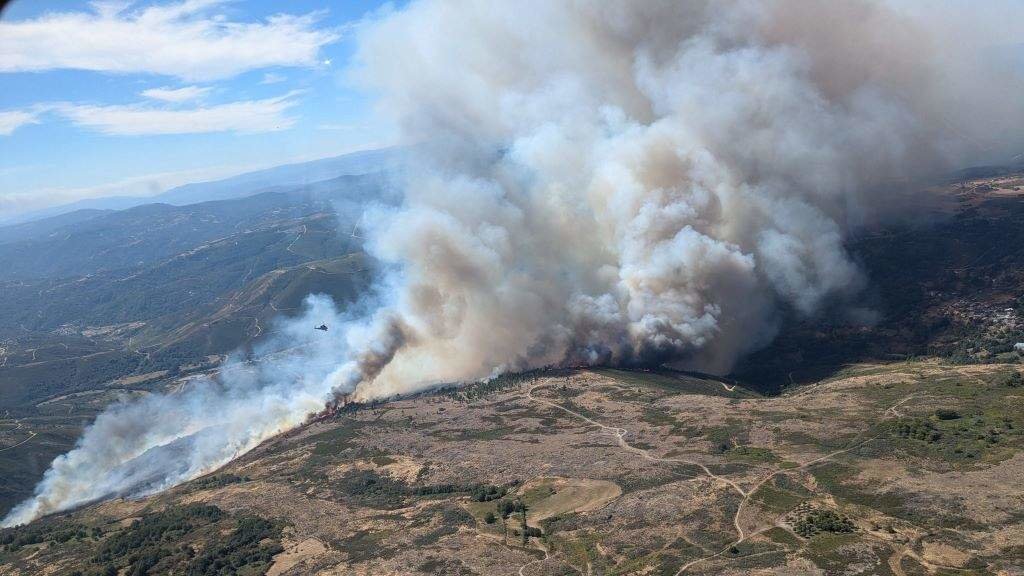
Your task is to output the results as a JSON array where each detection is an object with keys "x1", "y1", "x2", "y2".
[
  {"x1": 6, "y1": 0, "x2": 1024, "y2": 526},
  {"x1": 2, "y1": 296, "x2": 372, "y2": 527}
]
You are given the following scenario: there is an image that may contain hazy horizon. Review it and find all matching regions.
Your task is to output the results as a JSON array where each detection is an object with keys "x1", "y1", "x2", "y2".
[{"x1": 0, "y1": 0, "x2": 398, "y2": 221}]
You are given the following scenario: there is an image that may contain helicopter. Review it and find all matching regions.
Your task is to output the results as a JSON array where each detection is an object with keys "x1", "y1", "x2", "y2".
[{"x1": 315, "y1": 324, "x2": 328, "y2": 331}]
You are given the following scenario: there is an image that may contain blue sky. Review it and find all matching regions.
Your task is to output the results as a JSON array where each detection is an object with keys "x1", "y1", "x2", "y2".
[{"x1": 0, "y1": 0, "x2": 398, "y2": 219}]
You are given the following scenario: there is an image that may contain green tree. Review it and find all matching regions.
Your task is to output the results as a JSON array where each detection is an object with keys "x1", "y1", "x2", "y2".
[{"x1": 520, "y1": 508, "x2": 528, "y2": 545}]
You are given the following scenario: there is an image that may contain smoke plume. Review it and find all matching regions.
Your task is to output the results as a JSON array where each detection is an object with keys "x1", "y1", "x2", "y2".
[
  {"x1": 344, "y1": 0, "x2": 1024, "y2": 392},
  {"x1": 3, "y1": 296, "x2": 362, "y2": 527},
  {"x1": 5, "y1": 0, "x2": 1024, "y2": 526}
]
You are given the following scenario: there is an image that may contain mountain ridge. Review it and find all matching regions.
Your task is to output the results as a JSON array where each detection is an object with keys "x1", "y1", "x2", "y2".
[{"x1": 0, "y1": 146, "x2": 405, "y2": 228}]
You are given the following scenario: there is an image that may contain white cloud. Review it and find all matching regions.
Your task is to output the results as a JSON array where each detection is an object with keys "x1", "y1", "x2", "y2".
[
  {"x1": 141, "y1": 85, "x2": 211, "y2": 102},
  {"x1": 0, "y1": 0, "x2": 339, "y2": 81},
  {"x1": 54, "y1": 92, "x2": 302, "y2": 136},
  {"x1": 0, "y1": 110, "x2": 38, "y2": 135}
]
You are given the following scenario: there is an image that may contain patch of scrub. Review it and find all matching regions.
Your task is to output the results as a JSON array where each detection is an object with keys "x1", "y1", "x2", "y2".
[{"x1": 517, "y1": 477, "x2": 622, "y2": 527}]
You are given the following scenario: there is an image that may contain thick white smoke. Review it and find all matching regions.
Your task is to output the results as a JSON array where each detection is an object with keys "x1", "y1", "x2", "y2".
[
  {"x1": 6, "y1": 0, "x2": 1024, "y2": 526},
  {"x1": 2, "y1": 296, "x2": 373, "y2": 527},
  {"x1": 346, "y1": 0, "x2": 1024, "y2": 394}
]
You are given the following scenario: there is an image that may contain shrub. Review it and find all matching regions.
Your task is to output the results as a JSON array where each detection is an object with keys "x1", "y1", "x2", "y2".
[
  {"x1": 470, "y1": 485, "x2": 507, "y2": 502},
  {"x1": 894, "y1": 418, "x2": 942, "y2": 443},
  {"x1": 337, "y1": 469, "x2": 409, "y2": 510},
  {"x1": 191, "y1": 474, "x2": 248, "y2": 490},
  {"x1": 1002, "y1": 371, "x2": 1022, "y2": 388},
  {"x1": 94, "y1": 505, "x2": 223, "y2": 564},
  {"x1": 497, "y1": 499, "x2": 526, "y2": 519},
  {"x1": 185, "y1": 516, "x2": 283, "y2": 576},
  {"x1": 793, "y1": 509, "x2": 855, "y2": 538},
  {"x1": 0, "y1": 520, "x2": 91, "y2": 551}
]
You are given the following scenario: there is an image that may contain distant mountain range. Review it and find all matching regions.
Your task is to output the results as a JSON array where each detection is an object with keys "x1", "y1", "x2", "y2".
[
  {"x1": 0, "y1": 146, "x2": 406, "y2": 227},
  {"x1": 0, "y1": 175, "x2": 384, "y2": 407}
]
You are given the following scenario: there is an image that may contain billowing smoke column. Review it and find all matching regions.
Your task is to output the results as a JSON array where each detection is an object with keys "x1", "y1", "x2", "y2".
[
  {"x1": 5, "y1": 0, "x2": 1023, "y2": 526},
  {"x1": 344, "y1": 0, "x2": 1024, "y2": 395}
]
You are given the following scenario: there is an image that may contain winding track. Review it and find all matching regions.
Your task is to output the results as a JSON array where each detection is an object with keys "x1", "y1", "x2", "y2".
[
  {"x1": 286, "y1": 225, "x2": 307, "y2": 256},
  {"x1": 520, "y1": 379, "x2": 911, "y2": 575},
  {"x1": 522, "y1": 381, "x2": 745, "y2": 574},
  {"x1": 0, "y1": 417, "x2": 37, "y2": 453},
  {"x1": 0, "y1": 431, "x2": 37, "y2": 453},
  {"x1": 517, "y1": 546, "x2": 550, "y2": 576}
]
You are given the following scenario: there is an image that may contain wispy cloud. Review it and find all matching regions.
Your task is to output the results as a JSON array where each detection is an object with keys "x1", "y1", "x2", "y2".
[
  {"x1": 260, "y1": 73, "x2": 287, "y2": 85},
  {"x1": 0, "y1": 162, "x2": 261, "y2": 219},
  {"x1": 141, "y1": 85, "x2": 211, "y2": 103},
  {"x1": 54, "y1": 92, "x2": 302, "y2": 136},
  {"x1": 0, "y1": 0, "x2": 340, "y2": 81},
  {"x1": 0, "y1": 110, "x2": 38, "y2": 135}
]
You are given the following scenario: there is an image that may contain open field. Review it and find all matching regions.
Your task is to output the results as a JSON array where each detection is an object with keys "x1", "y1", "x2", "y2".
[{"x1": 2, "y1": 360, "x2": 1022, "y2": 575}]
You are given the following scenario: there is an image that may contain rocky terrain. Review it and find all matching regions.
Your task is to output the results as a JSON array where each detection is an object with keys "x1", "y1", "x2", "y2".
[{"x1": 2, "y1": 360, "x2": 1022, "y2": 575}]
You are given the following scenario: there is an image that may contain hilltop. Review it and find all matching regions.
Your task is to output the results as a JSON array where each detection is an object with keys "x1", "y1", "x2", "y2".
[{"x1": 1, "y1": 362, "x2": 1022, "y2": 575}]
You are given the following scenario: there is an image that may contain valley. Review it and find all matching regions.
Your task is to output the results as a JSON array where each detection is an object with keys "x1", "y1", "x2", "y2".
[
  {"x1": 4, "y1": 2, "x2": 1023, "y2": 574},
  {"x1": 0, "y1": 180, "x2": 380, "y2": 514},
  {"x1": 0, "y1": 171, "x2": 1023, "y2": 575}
]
